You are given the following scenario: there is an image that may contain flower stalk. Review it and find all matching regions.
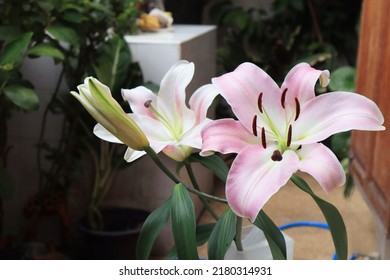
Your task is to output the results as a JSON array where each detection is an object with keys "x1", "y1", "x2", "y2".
[
  {"x1": 234, "y1": 216, "x2": 244, "y2": 251},
  {"x1": 144, "y1": 146, "x2": 227, "y2": 204},
  {"x1": 184, "y1": 161, "x2": 219, "y2": 220}
]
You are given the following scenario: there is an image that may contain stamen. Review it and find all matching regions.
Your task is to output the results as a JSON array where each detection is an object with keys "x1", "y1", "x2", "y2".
[
  {"x1": 257, "y1": 92, "x2": 263, "y2": 113},
  {"x1": 271, "y1": 150, "x2": 283, "y2": 161},
  {"x1": 294, "y1": 98, "x2": 300, "y2": 121},
  {"x1": 144, "y1": 100, "x2": 152, "y2": 108},
  {"x1": 261, "y1": 127, "x2": 267, "y2": 149},
  {"x1": 287, "y1": 125, "x2": 292, "y2": 147},
  {"x1": 281, "y1": 88, "x2": 288, "y2": 108},
  {"x1": 252, "y1": 115, "x2": 258, "y2": 136}
]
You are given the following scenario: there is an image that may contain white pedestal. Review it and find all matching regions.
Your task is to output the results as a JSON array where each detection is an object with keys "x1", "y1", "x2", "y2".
[{"x1": 124, "y1": 24, "x2": 217, "y2": 94}]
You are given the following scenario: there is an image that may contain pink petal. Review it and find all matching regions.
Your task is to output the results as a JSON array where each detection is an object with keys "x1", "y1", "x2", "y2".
[
  {"x1": 122, "y1": 87, "x2": 157, "y2": 118},
  {"x1": 281, "y1": 62, "x2": 330, "y2": 105},
  {"x1": 188, "y1": 84, "x2": 219, "y2": 123},
  {"x1": 212, "y1": 62, "x2": 283, "y2": 132},
  {"x1": 226, "y1": 146, "x2": 299, "y2": 221},
  {"x1": 200, "y1": 119, "x2": 260, "y2": 156},
  {"x1": 158, "y1": 60, "x2": 194, "y2": 121},
  {"x1": 293, "y1": 92, "x2": 385, "y2": 145},
  {"x1": 297, "y1": 143, "x2": 345, "y2": 193}
]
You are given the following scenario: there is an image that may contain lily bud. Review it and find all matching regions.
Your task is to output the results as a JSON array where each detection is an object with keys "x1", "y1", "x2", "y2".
[{"x1": 70, "y1": 77, "x2": 149, "y2": 151}]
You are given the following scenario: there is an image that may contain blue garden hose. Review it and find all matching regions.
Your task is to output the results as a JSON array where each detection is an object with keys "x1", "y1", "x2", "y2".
[
  {"x1": 279, "y1": 221, "x2": 357, "y2": 260},
  {"x1": 279, "y1": 221, "x2": 329, "y2": 231}
]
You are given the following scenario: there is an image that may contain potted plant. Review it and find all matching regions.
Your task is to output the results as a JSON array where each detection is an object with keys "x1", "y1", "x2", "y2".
[
  {"x1": 1, "y1": 0, "x2": 148, "y2": 259},
  {"x1": 75, "y1": 36, "x2": 150, "y2": 259}
]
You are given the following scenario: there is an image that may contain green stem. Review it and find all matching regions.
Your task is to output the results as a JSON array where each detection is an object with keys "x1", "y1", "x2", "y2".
[
  {"x1": 184, "y1": 161, "x2": 219, "y2": 221},
  {"x1": 234, "y1": 216, "x2": 244, "y2": 251},
  {"x1": 144, "y1": 146, "x2": 227, "y2": 204}
]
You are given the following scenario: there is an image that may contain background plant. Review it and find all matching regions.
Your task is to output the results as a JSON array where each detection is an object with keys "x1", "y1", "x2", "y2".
[
  {"x1": 0, "y1": 31, "x2": 40, "y2": 237},
  {"x1": 0, "y1": 0, "x2": 143, "y2": 246}
]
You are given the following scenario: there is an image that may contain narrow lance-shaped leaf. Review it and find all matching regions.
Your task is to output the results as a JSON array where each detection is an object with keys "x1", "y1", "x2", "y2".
[
  {"x1": 136, "y1": 198, "x2": 171, "y2": 260},
  {"x1": 171, "y1": 183, "x2": 199, "y2": 260},
  {"x1": 92, "y1": 35, "x2": 131, "y2": 94},
  {"x1": 166, "y1": 223, "x2": 216, "y2": 259},
  {"x1": 291, "y1": 174, "x2": 348, "y2": 260},
  {"x1": 253, "y1": 210, "x2": 287, "y2": 260},
  {"x1": 208, "y1": 208, "x2": 236, "y2": 260}
]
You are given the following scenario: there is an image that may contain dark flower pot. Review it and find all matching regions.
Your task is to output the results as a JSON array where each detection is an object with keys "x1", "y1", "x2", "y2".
[{"x1": 78, "y1": 208, "x2": 149, "y2": 260}]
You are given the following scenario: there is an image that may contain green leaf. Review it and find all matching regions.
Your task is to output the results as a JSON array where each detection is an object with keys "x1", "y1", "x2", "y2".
[
  {"x1": 171, "y1": 183, "x2": 199, "y2": 260},
  {"x1": 92, "y1": 35, "x2": 131, "y2": 94},
  {"x1": 207, "y1": 208, "x2": 236, "y2": 260},
  {"x1": 0, "y1": 32, "x2": 33, "y2": 70},
  {"x1": 27, "y1": 43, "x2": 65, "y2": 60},
  {"x1": 0, "y1": 168, "x2": 15, "y2": 200},
  {"x1": 136, "y1": 198, "x2": 171, "y2": 260},
  {"x1": 253, "y1": 210, "x2": 287, "y2": 260},
  {"x1": 195, "y1": 223, "x2": 216, "y2": 246},
  {"x1": 328, "y1": 66, "x2": 356, "y2": 92},
  {"x1": 36, "y1": 0, "x2": 60, "y2": 11},
  {"x1": 188, "y1": 153, "x2": 229, "y2": 183},
  {"x1": 46, "y1": 25, "x2": 79, "y2": 46},
  {"x1": 3, "y1": 84, "x2": 39, "y2": 111},
  {"x1": 0, "y1": 26, "x2": 23, "y2": 43},
  {"x1": 60, "y1": 10, "x2": 87, "y2": 23},
  {"x1": 291, "y1": 174, "x2": 348, "y2": 260},
  {"x1": 165, "y1": 223, "x2": 215, "y2": 259}
]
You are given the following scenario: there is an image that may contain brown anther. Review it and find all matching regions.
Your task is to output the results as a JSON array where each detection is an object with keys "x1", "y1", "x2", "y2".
[
  {"x1": 271, "y1": 150, "x2": 283, "y2": 161},
  {"x1": 257, "y1": 92, "x2": 263, "y2": 113},
  {"x1": 252, "y1": 115, "x2": 258, "y2": 136},
  {"x1": 287, "y1": 125, "x2": 292, "y2": 147},
  {"x1": 261, "y1": 127, "x2": 267, "y2": 149},
  {"x1": 294, "y1": 97, "x2": 300, "y2": 121},
  {"x1": 144, "y1": 100, "x2": 152, "y2": 108},
  {"x1": 281, "y1": 88, "x2": 288, "y2": 108}
]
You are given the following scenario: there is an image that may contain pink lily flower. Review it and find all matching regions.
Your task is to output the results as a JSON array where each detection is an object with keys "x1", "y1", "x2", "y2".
[
  {"x1": 201, "y1": 62, "x2": 384, "y2": 221},
  {"x1": 95, "y1": 60, "x2": 219, "y2": 162}
]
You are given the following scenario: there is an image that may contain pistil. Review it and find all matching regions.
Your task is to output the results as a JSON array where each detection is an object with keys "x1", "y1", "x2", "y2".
[{"x1": 271, "y1": 150, "x2": 283, "y2": 161}]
